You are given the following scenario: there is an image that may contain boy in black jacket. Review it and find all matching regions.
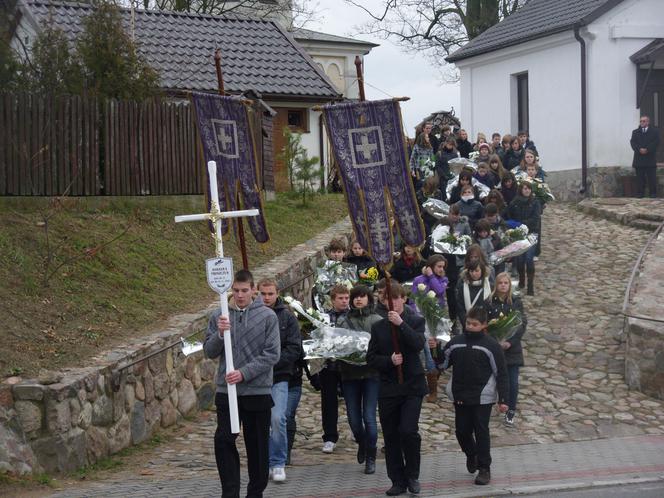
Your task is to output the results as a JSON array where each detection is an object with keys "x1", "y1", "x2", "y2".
[
  {"x1": 258, "y1": 279, "x2": 303, "y2": 482},
  {"x1": 367, "y1": 282, "x2": 427, "y2": 496},
  {"x1": 436, "y1": 306, "x2": 508, "y2": 486}
]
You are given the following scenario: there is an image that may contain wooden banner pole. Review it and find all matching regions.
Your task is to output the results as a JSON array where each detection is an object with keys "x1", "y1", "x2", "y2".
[{"x1": 214, "y1": 49, "x2": 250, "y2": 270}]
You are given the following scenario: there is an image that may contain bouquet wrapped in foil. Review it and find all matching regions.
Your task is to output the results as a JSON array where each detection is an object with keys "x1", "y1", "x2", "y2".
[
  {"x1": 422, "y1": 198, "x2": 450, "y2": 220},
  {"x1": 489, "y1": 234, "x2": 539, "y2": 265},
  {"x1": 303, "y1": 326, "x2": 371, "y2": 373},
  {"x1": 431, "y1": 224, "x2": 472, "y2": 255},
  {"x1": 525, "y1": 177, "x2": 555, "y2": 204},
  {"x1": 488, "y1": 310, "x2": 523, "y2": 342},
  {"x1": 446, "y1": 175, "x2": 490, "y2": 201},
  {"x1": 313, "y1": 261, "x2": 357, "y2": 311},
  {"x1": 500, "y1": 224, "x2": 529, "y2": 246},
  {"x1": 511, "y1": 170, "x2": 555, "y2": 204},
  {"x1": 448, "y1": 157, "x2": 477, "y2": 174}
]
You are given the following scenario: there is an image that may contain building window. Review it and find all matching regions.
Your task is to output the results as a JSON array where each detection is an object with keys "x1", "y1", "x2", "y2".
[
  {"x1": 517, "y1": 72, "x2": 529, "y2": 132},
  {"x1": 287, "y1": 109, "x2": 309, "y2": 132}
]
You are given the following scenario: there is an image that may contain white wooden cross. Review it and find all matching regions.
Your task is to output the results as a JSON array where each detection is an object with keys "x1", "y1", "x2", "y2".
[{"x1": 174, "y1": 161, "x2": 259, "y2": 434}]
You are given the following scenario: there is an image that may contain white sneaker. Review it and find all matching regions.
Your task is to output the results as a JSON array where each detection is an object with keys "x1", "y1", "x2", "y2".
[
  {"x1": 533, "y1": 256, "x2": 539, "y2": 261},
  {"x1": 322, "y1": 441, "x2": 336, "y2": 453},
  {"x1": 272, "y1": 467, "x2": 286, "y2": 482}
]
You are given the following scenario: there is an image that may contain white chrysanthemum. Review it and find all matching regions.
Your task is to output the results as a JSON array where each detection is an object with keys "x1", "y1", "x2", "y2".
[{"x1": 417, "y1": 283, "x2": 427, "y2": 292}]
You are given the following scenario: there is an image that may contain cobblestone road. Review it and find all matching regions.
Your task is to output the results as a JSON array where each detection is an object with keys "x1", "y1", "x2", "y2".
[{"x1": 44, "y1": 203, "x2": 664, "y2": 495}]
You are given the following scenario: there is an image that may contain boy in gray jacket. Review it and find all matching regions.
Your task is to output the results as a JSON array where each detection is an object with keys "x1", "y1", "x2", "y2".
[{"x1": 204, "y1": 270, "x2": 280, "y2": 498}]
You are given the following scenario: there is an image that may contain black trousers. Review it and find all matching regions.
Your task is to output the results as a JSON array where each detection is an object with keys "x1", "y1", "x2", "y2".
[
  {"x1": 454, "y1": 403, "x2": 493, "y2": 470},
  {"x1": 378, "y1": 395, "x2": 423, "y2": 485},
  {"x1": 636, "y1": 167, "x2": 658, "y2": 198},
  {"x1": 214, "y1": 393, "x2": 272, "y2": 498},
  {"x1": 319, "y1": 367, "x2": 340, "y2": 443}
]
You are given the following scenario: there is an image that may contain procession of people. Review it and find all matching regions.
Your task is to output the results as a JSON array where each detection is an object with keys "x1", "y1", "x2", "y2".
[{"x1": 201, "y1": 122, "x2": 557, "y2": 497}]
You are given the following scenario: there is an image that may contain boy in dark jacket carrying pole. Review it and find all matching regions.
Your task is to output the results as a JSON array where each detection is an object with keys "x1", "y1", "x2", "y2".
[
  {"x1": 367, "y1": 282, "x2": 427, "y2": 496},
  {"x1": 257, "y1": 278, "x2": 303, "y2": 483},
  {"x1": 436, "y1": 306, "x2": 508, "y2": 486},
  {"x1": 204, "y1": 270, "x2": 281, "y2": 498}
]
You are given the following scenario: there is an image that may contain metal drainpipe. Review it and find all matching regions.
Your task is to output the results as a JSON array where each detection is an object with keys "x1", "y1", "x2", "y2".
[
  {"x1": 319, "y1": 114, "x2": 325, "y2": 191},
  {"x1": 574, "y1": 25, "x2": 588, "y2": 194}
]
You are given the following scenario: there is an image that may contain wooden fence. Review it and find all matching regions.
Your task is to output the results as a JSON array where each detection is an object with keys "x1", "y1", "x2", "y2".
[{"x1": 0, "y1": 93, "x2": 206, "y2": 196}]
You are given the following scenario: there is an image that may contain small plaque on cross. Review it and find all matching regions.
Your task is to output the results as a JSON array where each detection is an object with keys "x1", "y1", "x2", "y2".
[{"x1": 206, "y1": 257, "x2": 234, "y2": 295}]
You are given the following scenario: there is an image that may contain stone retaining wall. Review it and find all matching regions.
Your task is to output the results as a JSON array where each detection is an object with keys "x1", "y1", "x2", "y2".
[
  {"x1": 625, "y1": 318, "x2": 664, "y2": 400},
  {"x1": 0, "y1": 218, "x2": 352, "y2": 475}
]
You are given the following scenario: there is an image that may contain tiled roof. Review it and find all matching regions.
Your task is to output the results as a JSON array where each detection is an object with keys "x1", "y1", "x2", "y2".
[
  {"x1": 293, "y1": 28, "x2": 378, "y2": 47},
  {"x1": 447, "y1": 0, "x2": 624, "y2": 63},
  {"x1": 22, "y1": 0, "x2": 341, "y2": 99}
]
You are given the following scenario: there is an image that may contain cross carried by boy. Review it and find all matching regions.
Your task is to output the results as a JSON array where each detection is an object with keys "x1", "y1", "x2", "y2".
[{"x1": 174, "y1": 160, "x2": 260, "y2": 434}]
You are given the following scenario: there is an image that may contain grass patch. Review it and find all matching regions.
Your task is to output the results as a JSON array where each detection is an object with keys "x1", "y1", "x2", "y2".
[
  {"x1": 0, "y1": 192, "x2": 347, "y2": 376},
  {"x1": 73, "y1": 433, "x2": 172, "y2": 480}
]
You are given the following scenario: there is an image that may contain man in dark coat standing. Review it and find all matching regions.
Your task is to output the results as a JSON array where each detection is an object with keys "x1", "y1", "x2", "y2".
[{"x1": 630, "y1": 115, "x2": 660, "y2": 198}]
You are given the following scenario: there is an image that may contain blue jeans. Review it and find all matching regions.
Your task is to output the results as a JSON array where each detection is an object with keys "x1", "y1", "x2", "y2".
[
  {"x1": 342, "y1": 378, "x2": 379, "y2": 450},
  {"x1": 269, "y1": 381, "x2": 289, "y2": 468},
  {"x1": 423, "y1": 343, "x2": 435, "y2": 372},
  {"x1": 507, "y1": 365, "x2": 520, "y2": 411},
  {"x1": 286, "y1": 385, "x2": 302, "y2": 453}
]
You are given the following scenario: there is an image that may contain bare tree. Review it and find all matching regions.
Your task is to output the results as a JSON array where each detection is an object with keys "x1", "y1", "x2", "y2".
[
  {"x1": 344, "y1": 0, "x2": 523, "y2": 64},
  {"x1": 130, "y1": 0, "x2": 318, "y2": 29}
]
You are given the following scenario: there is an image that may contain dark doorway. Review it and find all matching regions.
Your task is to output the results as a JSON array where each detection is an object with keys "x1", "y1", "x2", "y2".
[
  {"x1": 517, "y1": 73, "x2": 529, "y2": 132},
  {"x1": 638, "y1": 69, "x2": 664, "y2": 164}
]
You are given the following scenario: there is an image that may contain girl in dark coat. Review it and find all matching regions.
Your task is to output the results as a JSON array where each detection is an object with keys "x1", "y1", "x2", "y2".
[
  {"x1": 391, "y1": 245, "x2": 425, "y2": 283},
  {"x1": 435, "y1": 137, "x2": 459, "y2": 196},
  {"x1": 500, "y1": 173, "x2": 518, "y2": 205},
  {"x1": 502, "y1": 137, "x2": 523, "y2": 171},
  {"x1": 448, "y1": 170, "x2": 481, "y2": 204},
  {"x1": 337, "y1": 285, "x2": 382, "y2": 475},
  {"x1": 455, "y1": 261, "x2": 492, "y2": 328},
  {"x1": 507, "y1": 182, "x2": 542, "y2": 296},
  {"x1": 455, "y1": 184, "x2": 484, "y2": 229},
  {"x1": 488, "y1": 272, "x2": 527, "y2": 426}
]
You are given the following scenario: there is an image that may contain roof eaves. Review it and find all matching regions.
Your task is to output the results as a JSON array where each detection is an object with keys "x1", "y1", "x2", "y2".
[
  {"x1": 446, "y1": 24, "x2": 572, "y2": 63},
  {"x1": 446, "y1": 0, "x2": 626, "y2": 64},
  {"x1": 273, "y1": 22, "x2": 343, "y2": 100}
]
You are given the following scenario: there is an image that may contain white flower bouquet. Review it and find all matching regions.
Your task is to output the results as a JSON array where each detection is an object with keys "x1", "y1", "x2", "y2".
[
  {"x1": 284, "y1": 295, "x2": 330, "y2": 328},
  {"x1": 489, "y1": 234, "x2": 539, "y2": 265},
  {"x1": 418, "y1": 156, "x2": 437, "y2": 178},
  {"x1": 422, "y1": 198, "x2": 450, "y2": 220},
  {"x1": 431, "y1": 224, "x2": 472, "y2": 255},
  {"x1": 313, "y1": 260, "x2": 357, "y2": 311},
  {"x1": 303, "y1": 326, "x2": 371, "y2": 366},
  {"x1": 411, "y1": 284, "x2": 453, "y2": 347},
  {"x1": 500, "y1": 224, "x2": 529, "y2": 246}
]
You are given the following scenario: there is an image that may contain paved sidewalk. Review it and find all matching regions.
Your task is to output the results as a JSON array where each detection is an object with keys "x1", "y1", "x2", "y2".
[{"x1": 48, "y1": 435, "x2": 664, "y2": 497}]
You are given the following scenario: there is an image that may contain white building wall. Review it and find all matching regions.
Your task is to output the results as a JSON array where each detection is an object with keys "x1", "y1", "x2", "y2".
[
  {"x1": 456, "y1": 33, "x2": 582, "y2": 172},
  {"x1": 585, "y1": 0, "x2": 664, "y2": 168},
  {"x1": 455, "y1": 0, "x2": 664, "y2": 173}
]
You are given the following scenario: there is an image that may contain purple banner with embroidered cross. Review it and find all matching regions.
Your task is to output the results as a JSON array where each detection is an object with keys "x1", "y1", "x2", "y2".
[
  {"x1": 323, "y1": 99, "x2": 425, "y2": 264},
  {"x1": 191, "y1": 92, "x2": 269, "y2": 243}
]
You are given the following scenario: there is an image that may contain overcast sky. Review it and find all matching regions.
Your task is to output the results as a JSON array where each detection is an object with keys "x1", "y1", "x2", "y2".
[{"x1": 306, "y1": 0, "x2": 461, "y2": 135}]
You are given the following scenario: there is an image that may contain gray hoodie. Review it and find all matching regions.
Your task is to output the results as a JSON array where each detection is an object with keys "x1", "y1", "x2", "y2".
[{"x1": 204, "y1": 295, "x2": 280, "y2": 396}]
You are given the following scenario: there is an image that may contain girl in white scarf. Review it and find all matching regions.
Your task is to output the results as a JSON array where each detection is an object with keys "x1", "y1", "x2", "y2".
[{"x1": 455, "y1": 261, "x2": 492, "y2": 329}]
